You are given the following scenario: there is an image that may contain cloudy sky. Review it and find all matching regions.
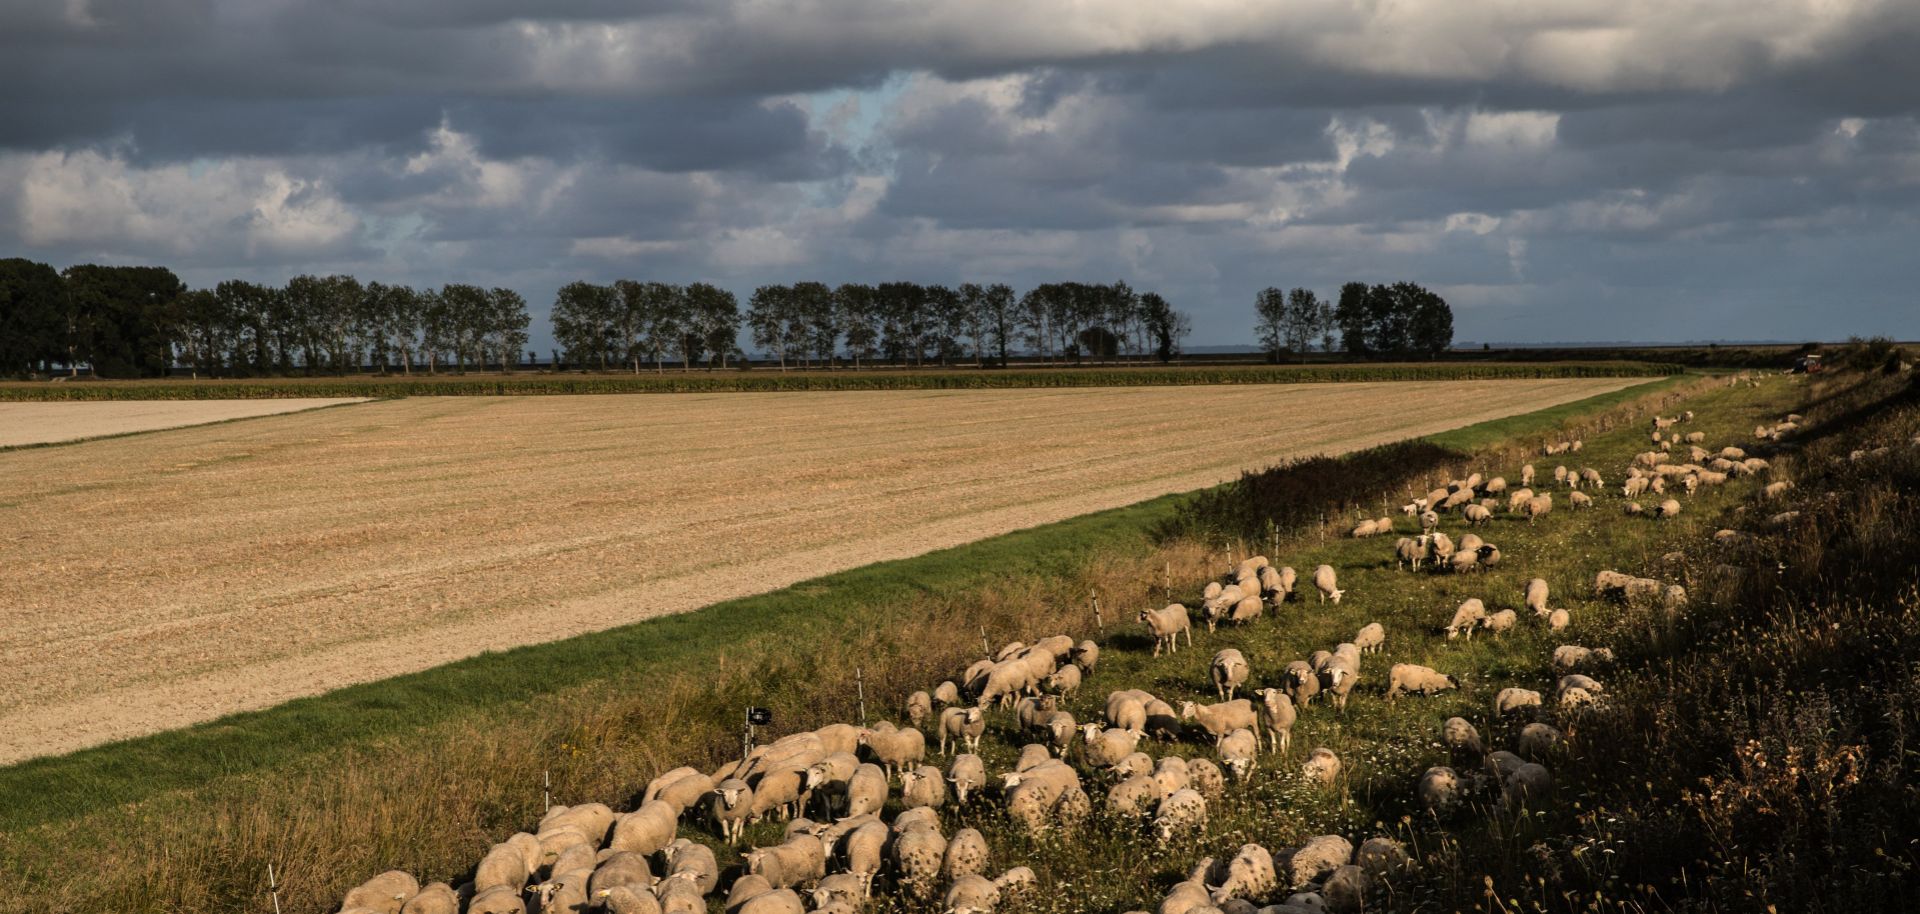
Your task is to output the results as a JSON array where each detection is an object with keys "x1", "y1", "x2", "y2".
[{"x1": 4, "y1": 0, "x2": 1918, "y2": 348}]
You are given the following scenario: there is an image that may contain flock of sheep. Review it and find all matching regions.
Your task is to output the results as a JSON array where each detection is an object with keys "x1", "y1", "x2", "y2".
[{"x1": 331, "y1": 394, "x2": 1798, "y2": 914}]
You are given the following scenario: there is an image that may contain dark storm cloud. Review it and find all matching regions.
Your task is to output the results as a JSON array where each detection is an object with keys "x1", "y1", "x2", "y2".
[{"x1": 3, "y1": 0, "x2": 1919, "y2": 345}]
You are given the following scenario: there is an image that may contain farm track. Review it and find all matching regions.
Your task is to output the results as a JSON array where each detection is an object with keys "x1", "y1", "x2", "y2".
[
  {"x1": 0, "y1": 380, "x2": 1639, "y2": 763},
  {"x1": 0, "y1": 398, "x2": 370, "y2": 448}
]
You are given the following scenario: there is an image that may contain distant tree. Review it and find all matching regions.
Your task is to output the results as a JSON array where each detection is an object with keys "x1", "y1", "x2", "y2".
[
  {"x1": 684, "y1": 282, "x2": 739, "y2": 369},
  {"x1": 980, "y1": 283, "x2": 1015, "y2": 366},
  {"x1": 875, "y1": 282, "x2": 924, "y2": 365},
  {"x1": 1333, "y1": 281, "x2": 1370, "y2": 356},
  {"x1": 1281, "y1": 288, "x2": 1323, "y2": 362},
  {"x1": 0, "y1": 258, "x2": 66, "y2": 377},
  {"x1": 552, "y1": 281, "x2": 618, "y2": 371},
  {"x1": 1314, "y1": 297, "x2": 1338, "y2": 354},
  {"x1": 747, "y1": 283, "x2": 797, "y2": 369},
  {"x1": 1254, "y1": 287, "x2": 1287, "y2": 362},
  {"x1": 380, "y1": 284, "x2": 425, "y2": 374},
  {"x1": 60, "y1": 265, "x2": 184, "y2": 378},
  {"x1": 213, "y1": 280, "x2": 273, "y2": 373},
  {"x1": 1403, "y1": 283, "x2": 1454, "y2": 357},
  {"x1": 1141, "y1": 292, "x2": 1189, "y2": 363},
  {"x1": 926, "y1": 284, "x2": 966, "y2": 365},
  {"x1": 1018, "y1": 286, "x2": 1053, "y2": 363},
  {"x1": 174, "y1": 288, "x2": 231, "y2": 378},
  {"x1": 435, "y1": 283, "x2": 491, "y2": 371},
  {"x1": 792, "y1": 281, "x2": 837, "y2": 367},
  {"x1": 835, "y1": 283, "x2": 879, "y2": 368},
  {"x1": 487, "y1": 288, "x2": 530, "y2": 372}
]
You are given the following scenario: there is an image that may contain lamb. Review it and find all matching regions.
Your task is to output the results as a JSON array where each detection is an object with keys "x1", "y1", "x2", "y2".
[
  {"x1": 1418, "y1": 766, "x2": 1462, "y2": 816},
  {"x1": 1152, "y1": 788, "x2": 1209, "y2": 842},
  {"x1": 1445, "y1": 598, "x2": 1486, "y2": 640},
  {"x1": 1463, "y1": 503, "x2": 1493, "y2": 525},
  {"x1": 1548, "y1": 608, "x2": 1571, "y2": 631},
  {"x1": 1251, "y1": 689, "x2": 1296, "y2": 754},
  {"x1": 1216, "y1": 728, "x2": 1259, "y2": 781},
  {"x1": 1518, "y1": 723, "x2": 1565, "y2": 762},
  {"x1": 1181, "y1": 699, "x2": 1262, "y2": 740},
  {"x1": 942, "y1": 827, "x2": 991, "y2": 880},
  {"x1": 939, "y1": 706, "x2": 986, "y2": 755},
  {"x1": 1283, "y1": 660, "x2": 1321, "y2": 707},
  {"x1": 1442, "y1": 717, "x2": 1484, "y2": 765},
  {"x1": 1301, "y1": 747, "x2": 1342, "y2": 786},
  {"x1": 1483, "y1": 608, "x2": 1517, "y2": 634},
  {"x1": 1522, "y1": 494, "x2": 1553, "y2": 522},
  {"x1": 1072, "y1": 640, "x2": 1100, "y2": 673},
  {"x1": 1210, "y1": 649, "x2": 1250, "y2": 700},
  {"x1": 1312, "y1": 565, "x2": 1344, "y2": 603},
  {"x1": 339, "y1": 871, "x2": 419, "y2": 914},
  {"x1": 1520, "y1": 464, "x2": 1536, "y2": 487},
  {"x1": 1503, "y1": 762, "x2": 1555, "y2": 813},
  {"x1": 1285, "y1": 835, "x2": 1355, "y2": 888},
  {"x1": 900, "y1": 765, "x2": 949, "y2": 809},
  {"x1": 1139, "y1": 604, "x2": 1194, "y2": 656},
  {"x1": 1354, "y1": 622, "x2": 1385, "y2": 654}
]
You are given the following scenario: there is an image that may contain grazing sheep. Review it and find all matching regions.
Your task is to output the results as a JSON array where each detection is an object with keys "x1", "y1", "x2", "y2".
[
  {"x1": 1104, "y1": 692, "x2": 1148, "y2": 734},
  {"x1": 1139, "y1": 604, "x2": 1194, "y2": 656},
  {"x1": 1356, "y1": 837, "x2": 1413, "y2": 881},
  {"x1": 1153, "y1": 788, "x2": 1209, "y2": 842},
  {"x1": 1520, "y1": 464, "x2": 1536, "y2": 487},
  {"x1": 944, "y1": 876, "x2": 999, "y2": 914},
  {"x1": 1312, "y1": 565, "x2": 1344, "y2": 603},
  {"x1": 1547, "y1": 608, "x2": 1571, "y2": 631},
  {"x1": 745, "y1": 834, "x2": 827, "y2": 890},
  {"x1": 1081, "y1": 725, "x2": 1146, "y2": 769},
  {"x1": 615, "y1": 799, "x2": 685, "y2": 854},
  {"x1": 1354, "y1": 622, "x2": 1385, "y2": 654},
  {"x1": 1523, "y1": 494, "x2": 1554, "y2": 523},
  {"x1": 939, "y1": 707, "x2": 986, "y2": 755},
  {"x1": 1523, "y1": 578, "x2": 1550, "y2": 616},
  {"x1": 1251, "y1": 689, "x2": 1297, "y2": 755},
  {"x1": 656, "y1": 876, "x2": 707, "y2": 914},
  {"x1": 942, "y1": 827, "x2": 991, "y2": 881},
  {"x1": 1483, "y1": 608, "x2": 1517, "y2": 634},
  {"x1": 1272, "y1": 566, "x2": 1298, "y2": 602},
  {"x1": 466, "y1": 885, "x2": 528, "y2": 914},
  {"x1": 1394, "y1": 536, "x2": 1426, "y2": 570},
  {"x1": 1418, "y1": 766, "x2": 1463, "y2": 816},
  {"x1": 664, "y1": 840, "x2": 718, "y2": 894},
  {"x1": 1211, "y1": 649, "x2": 1250, "y2": 700},
  {"x1": 1044, "y1": 663, "x2": 1082, "y2": 697},
  {"x1": 1551, "y1": 645, "x2": 1613, "y2": 672},
  {"x1": 1569, "y1": 490, "x2": 1593, "y2": 509},
  {"x1": 399, "y1": 884, "x2": 458, "y2": 914},
  {"x1": 1350, "y1": 518, "x2": 1384, "y2": 538},
  {"x1": 863, "y1": 726, "x2": 927, "y2": 779},
  {"x1": 803, "y1": 753, "x2": 861, "y2": 818},
  {"x1": 891, "y1": 821, "x2": 947, "y2": 899},
  {"x1": 1518, "y1": 723, "x2": 1565, "y2": 762},
  {"x1": 843, "y1": 764, "x2": 887, "y2": 818},
  {"x1": 1216, "y1": 728, "x2": 1259, "y2": 781},
  {"x1": 1285, "y1": 835, "x2": 1355, "y2": 889},
  {"x1": 1656, "y1": 498, "x2": 1683, "y2": 519},
  {"x1": 1107, "y1": 773, "x2": 1164, "y2": 818},
  {"x1": 1442, "y1": 717, "x2": 1483, "y2": 765},
  {"x1": 1301, "y1": 747, "x2": 1342, "y2": 786},
  {"x1": 945, "y1": 754, "x2": 987, "y2": 804},
  {"x1": 1036, "y1": 710, "x2": 1077, "y2": 755},
  {"x1": 339, "y1": 871, "x2": 419, "y2": 914},
  {"x1": 1494, "y1": 688, "x2": 1543, "y2": 718},
  {"x1": 1388, "y1": 664, "x2": 1458, "y2": 698},
  {"x1": 1503, "y1": 762, "x2": 1555, "y2": 813},
  {"x1": 1484, "y1": 476, "x2": 1508, "y2": 495},
  {"x1": 1445, "y1": 598, "x2": 1487, "y2": 640},
  {"x1": 1553, "y1": 465, "x2": 1569, "y2": 486},
  {"x1": 1463, "y1": 503, "x2": 1493, "y2": 525},
  {"x1": 1283, "y1": 660, "x2": 1321, "y2": 707},
  {"x1": 1071, "y1": 640, "x2": 1100, "y2": 673},
  {"x1": 932, "y1": 681, "x2": 962, "y2": 706},
  {"x1": 905, "y1": 691, "x2": 933, "y2": 727},
  {"x1": 900, "y1": 765, "x2": 948, "y2": 809}
]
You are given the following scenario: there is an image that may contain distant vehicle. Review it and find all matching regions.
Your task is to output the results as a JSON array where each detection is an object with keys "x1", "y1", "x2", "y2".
[{"x1": 1793, "y1": 354, "x2": 1824, "y2": 374}]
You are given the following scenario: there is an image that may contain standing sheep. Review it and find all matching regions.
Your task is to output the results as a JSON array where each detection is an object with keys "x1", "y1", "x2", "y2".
[
  {"x1": 938, "y1": 707, "x2": 986, "y2": 755},
  {"x1": 1210, "y1": 649, "x2": 1250, "y2": 700},
  {"x1": 1524, "y1": 578, "x2": 1549, "y2": 616},
  {"x1": 1312, "y1": 565, "x2": 1344, "y2": 604},
  {"x1": 1252, "y1": 689, "x2": 1296, "y2": 754},
  {"x1": 1354, "y1": 622, "x2": 1386, "y2": 653},
  {"x1": 1216, "y1": 728, "x2": 1259, "y2": 781},
  {"x1": 1152, "y1": 789, "x2": 1209, "y2": 842},
  {"x1": 1138, "y1": 604, "x2": 1193, "y2": 656},
  {"x1": 1387, "y1": 664, "x2": 1458, "y2": 698},
  {"x1": 1445, "y1": 598, "x2": 1486, "y2": 640}
]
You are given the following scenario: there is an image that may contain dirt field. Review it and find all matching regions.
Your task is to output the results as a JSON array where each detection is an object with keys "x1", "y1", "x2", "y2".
[
  {"x1": 0, "y1": 379, "x2": 1639, "y2": 762},
  {"x1": 0, "y1": 398, "x2": 370, "y2": 447}
]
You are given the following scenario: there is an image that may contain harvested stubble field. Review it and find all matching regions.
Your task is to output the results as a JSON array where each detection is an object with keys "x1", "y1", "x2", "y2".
[
  {"x1": 0, "y1": 397, "x2": 369, "y2": 448},
  {"x1": 0, "y1": 379, "x2": 1640, "y2": 763}
]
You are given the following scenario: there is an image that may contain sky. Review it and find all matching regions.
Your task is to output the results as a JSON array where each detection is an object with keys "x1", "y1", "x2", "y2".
[{"x1": 3, "y1": 0, "x2": 1918, "y2": 351}]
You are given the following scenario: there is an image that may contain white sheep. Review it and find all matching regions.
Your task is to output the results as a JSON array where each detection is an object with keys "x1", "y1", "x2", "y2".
[
  {"x1": 1252, "y1": 689, "x2": 1296, "y2": 754},
  {"x1": 1139, "y1": 604, "x2": 1194, "y2": 656},
  {"x1": 1300, "y1": 747, "x2": 1342, "y2": 786},
  {"x1": 1354, "y1": 622, "x2": 1386, "y2": 653},
  {"x1": 938, "y1": 706, "x2": 986, "y2": 755},
  {"x1": 1387, "y1": 664, "x2": 1458, "y2": 698},
  {"x1": 1442, "y1": 717, "x2": 1483, "y2": 764},
  {"x1": 1216, "y1": 728, "x2": 1258, "y2": 781},
  {"x1": 1152, "y1": 788, "x2": 1209, "y2": 843},
  {"x1": 1445, "y1": 598, "x2": 1487, "y2": 640},
  {"x1": 1312, "y1": 564, "x2": 1343, "y2": 603},
  {"x1": 1483, "y1": 609, "x2": 1517, "y2": 634},
  {"x1": 1418, "y1": 766, "x2": 1462, "y2": 816},
  {"x1": 1494, "y1": 688, "x2": 1542, "y2": 718},
  {"x1": 1210, "y1": 649, "x2": 1250, "y2": 700}
]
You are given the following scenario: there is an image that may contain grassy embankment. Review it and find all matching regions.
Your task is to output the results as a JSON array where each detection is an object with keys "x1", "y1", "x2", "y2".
[
  {"x1": 0, "y1": 362, "x2": 1679, "y2": 400},
  {"x1": 3, "y1": 370, "x2": 1779, "y2": 914}
]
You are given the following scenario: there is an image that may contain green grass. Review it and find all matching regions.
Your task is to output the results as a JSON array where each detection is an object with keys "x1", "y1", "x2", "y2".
[{"x1": 0, "y1": 361, "x2": 1682, "y2": 400}]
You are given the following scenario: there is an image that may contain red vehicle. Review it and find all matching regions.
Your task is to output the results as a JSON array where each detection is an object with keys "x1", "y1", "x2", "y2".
[{"x1": 1793, "y1": 354, "x2": 1824, "y2": 374}]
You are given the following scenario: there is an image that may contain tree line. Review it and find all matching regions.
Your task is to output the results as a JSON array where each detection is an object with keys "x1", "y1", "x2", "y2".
[
  {"x1": 1, "y1": 259, "x2": 532, "y2": 378},
  {"x1": 1253, "y1": 281, "x2": 1454, "y2": 361},
  {"x1": 555, "y1": 279, "x2": 1190, "y2": 372}
]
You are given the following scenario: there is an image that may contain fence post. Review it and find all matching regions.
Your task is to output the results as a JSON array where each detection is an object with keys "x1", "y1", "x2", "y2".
[
  {"x1": 542, "y1": 769, "x2": 551, "y2": 810},
  {"x1": 1164, "y1": 561, "x2": 1171, "y2": 603},
  {"x1": 268, "y1": 863, "x2": 282, "y2": 914},
  {"x1": 980, "y1": 626, "x2": 991, "y2": 658},
  {"x1": 1090, "y1": 590, "x2": 1104, "y2": 631},
  {"x1": 855, "y1": 666, "x2": 868, "y2": 726}
]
